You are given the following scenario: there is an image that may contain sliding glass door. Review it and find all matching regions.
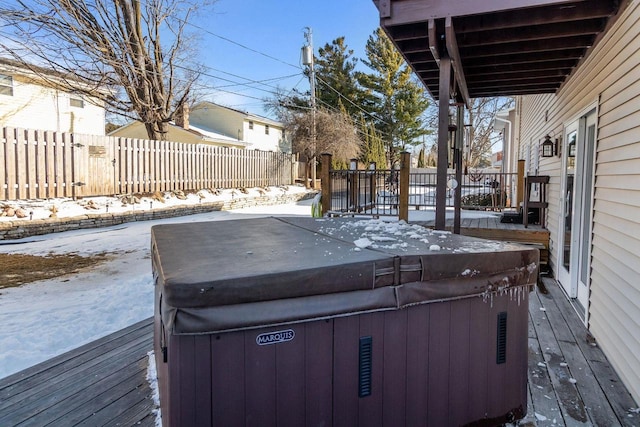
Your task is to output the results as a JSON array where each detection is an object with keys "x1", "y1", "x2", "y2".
[{"x1": 557, "y1": 109, "x2": 596, "y2": 322}]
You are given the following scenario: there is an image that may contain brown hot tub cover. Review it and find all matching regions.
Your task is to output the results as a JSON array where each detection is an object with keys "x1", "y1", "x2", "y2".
[{"x1": 152, "y1": 217, "x2": 538, "y2": 334}]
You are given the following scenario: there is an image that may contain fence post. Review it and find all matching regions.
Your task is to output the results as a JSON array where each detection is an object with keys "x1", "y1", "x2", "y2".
[
  {"x1": 399, "y1": 151, "x2": 410, "y2": 222},
  {"x1": 517, "y1": 159, "x2": 525, "y2": 209},
  {"x1": 321, "y1": 153, "x2": 332, "y2": 216},
  {"x1": 349, "y1": 158, "x2": 358, "y2": 212}
]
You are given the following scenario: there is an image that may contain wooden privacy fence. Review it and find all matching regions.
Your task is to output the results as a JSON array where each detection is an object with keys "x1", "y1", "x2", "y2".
[{"x1": 0, "y1": 127, "x2": 298, "y2": 201}]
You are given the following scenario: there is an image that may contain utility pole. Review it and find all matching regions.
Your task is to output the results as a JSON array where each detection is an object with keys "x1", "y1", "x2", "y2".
[{"x1": 302, "y1": 27, "x2": 317, "y2": 189}]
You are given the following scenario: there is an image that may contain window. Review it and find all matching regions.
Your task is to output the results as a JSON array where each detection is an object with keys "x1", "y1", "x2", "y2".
[
  {"x1": 248, "y1": 121, "x2": 254, "y2": 130},
  {"x1": 0, "y1": 74, "x2": 13, "y2": 96},
  {"x1": 265, "y1": 124, "x2": 269, "y2": 135},
  {"x1": 70, "y1": 95, "x2": 84, "y2": 108}
]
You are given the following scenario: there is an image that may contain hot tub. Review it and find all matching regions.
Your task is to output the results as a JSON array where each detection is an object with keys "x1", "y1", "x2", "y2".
[{"x1": 151, "y1": 217, "x2": 538, "y2": 426}]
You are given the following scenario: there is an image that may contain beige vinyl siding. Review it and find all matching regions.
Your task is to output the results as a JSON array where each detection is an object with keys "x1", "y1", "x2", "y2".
[{"x1": 518, "y1": 1, "x2": 640, "y2": 403}]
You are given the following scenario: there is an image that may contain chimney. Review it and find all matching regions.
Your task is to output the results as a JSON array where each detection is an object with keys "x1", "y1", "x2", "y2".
[{"x1": 175, "y1": 103, "x2": 189, "y2": 130}]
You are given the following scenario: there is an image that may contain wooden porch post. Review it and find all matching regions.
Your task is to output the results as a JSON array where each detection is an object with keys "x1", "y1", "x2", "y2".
[
  {"x1": 517, "y1": 159, "x2": 525, "y2": 209},
  {"x1": 321, "y1": 153, "x2": 332, "y2": 216},
  {"x1": 436, "y1": 56, "x2": 451, "y2": 230},
  {"x1": 453, "y1": 104, "x2": 464, "y2": 234},
  {"x1": 399, "y1": 151, "x2": 410, "y2": 222}
]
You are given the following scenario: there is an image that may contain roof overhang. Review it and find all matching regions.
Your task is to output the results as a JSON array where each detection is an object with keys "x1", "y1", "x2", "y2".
[{"x1": 374, "y1": 0, "x2": 629, "y2": 103}]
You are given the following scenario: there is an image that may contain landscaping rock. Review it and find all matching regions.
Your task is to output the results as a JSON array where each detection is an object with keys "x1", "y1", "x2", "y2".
[{"x1": 151, "y1": 191, "x2": 165, "y2": 203}]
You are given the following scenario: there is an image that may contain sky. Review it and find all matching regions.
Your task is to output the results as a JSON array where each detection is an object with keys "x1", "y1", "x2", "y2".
[{"x1": 187, "y1": 0, "x2": 381, "y2": 118}]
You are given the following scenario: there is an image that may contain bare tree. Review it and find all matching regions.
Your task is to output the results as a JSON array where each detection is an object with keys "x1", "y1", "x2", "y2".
[
  {"x1": 0, "y1": 0, "x2": 211, "y2": 140},
  {"x1": 284, "y1": 107, "x2": 362, "y2": 176},
  {"x1": 465, "y1": 97, "x2": 514, "y2": 169}
]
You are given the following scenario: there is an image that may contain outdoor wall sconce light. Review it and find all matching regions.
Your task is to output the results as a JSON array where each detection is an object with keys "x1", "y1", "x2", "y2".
[
  {"x1": 368, "y1": 161, "x2": 376, "y2": 171},
  {"x1": 541, "y1": 135, "x2": 556, "y2": 157},
  {"x1": 350, "y1": 158, "x2": 358, "y2": 170}
]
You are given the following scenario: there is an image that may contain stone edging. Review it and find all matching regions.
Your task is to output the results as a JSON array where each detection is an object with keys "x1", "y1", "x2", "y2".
[{"x1": 0, "y1": 191, "x2": 317, "y2": 240}]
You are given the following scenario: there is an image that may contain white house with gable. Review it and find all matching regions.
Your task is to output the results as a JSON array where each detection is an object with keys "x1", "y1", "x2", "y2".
[
  {"x1": 110, "y1": 101, "x2": 290, "y2": 152},
  {"x1": 190, "y1": 101, "x2": 289, "y2": 152},
  {"x1": 0, "y1": 58, "x2": 106, "y2": 135}
]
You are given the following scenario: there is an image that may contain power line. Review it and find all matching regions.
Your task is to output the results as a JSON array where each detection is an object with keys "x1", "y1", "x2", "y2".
[
  {"x1": 175, "y1": 64, "x2": 299, "y2": 97},
  {"x1": 315, "y1": 75, "x2": 390, "y2": 127},
  {"x1": 315, "y1": 97, "x2": 391, "y2": 140},
  {"x1": 163, "y1": 10, "x2": 302, "y2": 71},
  {"x1": 164, "y1": 6, "x2": 390, "y2": 127}
]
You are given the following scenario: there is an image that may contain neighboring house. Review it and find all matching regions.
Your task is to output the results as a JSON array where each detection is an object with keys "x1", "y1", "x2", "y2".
[
  {"x1": 190, "y1": 101, "x2": 289, "y2": 152},
  {"x1": 0, "y1": 58, "x2": 106, "y2": 135},
  {"x1": 110, "y1": 101, "x2": 290, "y2": 152},
  {"x1": 108, "y1": 112, "x2": 249, "y2": 149},
  {"x1": 502, "y1": 2, "x2": 640, "y2": 403}
]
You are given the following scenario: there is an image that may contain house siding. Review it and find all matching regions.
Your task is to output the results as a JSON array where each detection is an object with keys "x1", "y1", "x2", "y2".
[
  {"x1": 190, "y1": 103, "x2": 287, "y2": 152},
  {"x1": 191, "y1": 104, "x2": 244, "y2": 140},
  {"x1": 518, "y1": 2, "x2": 640, "y2": 403},
  {"x1": 0, "y1": 74, "x2": 105, "y2": 135},
  {"x1": 245, "y1": 120, "x2": 285, "y2": 152},
  {"x1": 110, "y1": 122, "x2": 204, "y2": 144}
]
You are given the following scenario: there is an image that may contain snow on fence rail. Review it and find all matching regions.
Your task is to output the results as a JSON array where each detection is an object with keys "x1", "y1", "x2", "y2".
[{"x1": 0, "y1": 127, "x2": 298, "y2": 201}]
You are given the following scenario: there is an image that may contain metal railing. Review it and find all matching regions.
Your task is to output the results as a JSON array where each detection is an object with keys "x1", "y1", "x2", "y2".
[
  {"x1": 326, "y1": 168, "x2": 517, "y2": 217},
  {"x1": 328, "y1": 169, "x2": 401, "y2": 217}
]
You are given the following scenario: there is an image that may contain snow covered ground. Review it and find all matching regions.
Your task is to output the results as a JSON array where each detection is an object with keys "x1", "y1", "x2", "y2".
[
  {"x1": 0, "y1": 191, "x2": 500, "y2": 380},
  {"x1": 0, "y1": 185, "x2": 310, "y2": 222}
]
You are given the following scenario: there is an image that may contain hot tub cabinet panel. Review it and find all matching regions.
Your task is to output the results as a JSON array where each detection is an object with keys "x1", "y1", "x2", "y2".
[{"x1": 152, "y1": 217, "x2": 537, "y2": 427}]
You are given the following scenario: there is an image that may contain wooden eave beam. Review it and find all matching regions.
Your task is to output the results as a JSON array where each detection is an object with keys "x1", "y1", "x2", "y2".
[
  {"x1": 453, "y1": 0, "x2": 617, "y2": 33},
  {"x1": 389, "y1": 23, "x2": 429, "y2": 42},
  {"x1": 414, "y1": 62, "x2": 439, "y2": 72},
  {"x1": 471, "y1": 87, "x2": 558, "y2": 96},
  {"x1": 406, "y1": 51, "x2": 437, "y2": 64},
  {"x1": 379, "y1": 0, "x2": 584, "y2": 27},
  {"x1": 470, "y1": 78, "x2": 565, "y2": 90},
  {"x1": 418, "y1": 70, "x2": 439, "y2": 79},
  {"x1": 463, "y1": 50, "x2": 584, "y2": 67},
  {"x1": 420, "y1": 79, "x2": 440, "y2": 88},
  {"x1": 466, "y1": 69, "x2": 570, "y2": 83},
  {"x1": 445, "y1": 17, "x2": 470, "y2": 107},
  {"x1": 428, "y1": 19, "x2": 440, "y2": 64},
  {"x1": 460, "y1": 36, "x2": 595, "y2": 59},
  {"x1": 457, "y1": 18, "x2": 606, "y2": 47},
  {"x1": 398, "y1": 39, "x2": 431, "y2": 54},
  {"x1": 467, "y1": 69, "x2": 572, "y2": 81},
  {"x1": 465, "y1": 59, "x2": 577, "y2": 74}
]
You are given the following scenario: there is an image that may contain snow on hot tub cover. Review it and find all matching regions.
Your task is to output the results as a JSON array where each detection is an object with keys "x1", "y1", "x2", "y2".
[{"x1": 152, "y1": 217, "x2": 538, "y2": 334}]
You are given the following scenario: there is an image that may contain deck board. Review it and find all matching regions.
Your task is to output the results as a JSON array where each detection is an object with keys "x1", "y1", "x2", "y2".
[
  {"x1": 0, "y1": 335, "x2": 151, "y2": 418},
  {"x1": 542, "y1": 280, "x2": 639, "y2": 427},
  {"x1": 414, "y1": 216, "x2": 550, "y2": 246},
  {"x1": 0, "y1": 319, "x2": 155, "y2": 426},
  {"x1": 0, "y1": 280, "x2": 637, "y2": 426}
]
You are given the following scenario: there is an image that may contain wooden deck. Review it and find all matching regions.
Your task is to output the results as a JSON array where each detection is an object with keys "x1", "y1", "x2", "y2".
[
  {"x1": 414, "y1": 215, "x2": 550, "y2": 244},
  {"x1": 522, "y1": 277, "x2": 639, "y2": 426},
  {"x1": 415, "y1": 215, "x2": 551, "y2": 267},
  {"x1": 0, "y1": 318, "x2": 157, "y2": 426},
  {"x1": 1, "y1": 279, "x2": 637, "y2": 426}
]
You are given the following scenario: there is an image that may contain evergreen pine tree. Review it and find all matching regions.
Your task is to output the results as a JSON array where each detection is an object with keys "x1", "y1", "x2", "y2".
[
  {"x1": 315, "y1": 37, "x2": 363, "y2": 119},
  {"x1": 357, "y1": 28, "x2": 430, "y2": 167}
]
